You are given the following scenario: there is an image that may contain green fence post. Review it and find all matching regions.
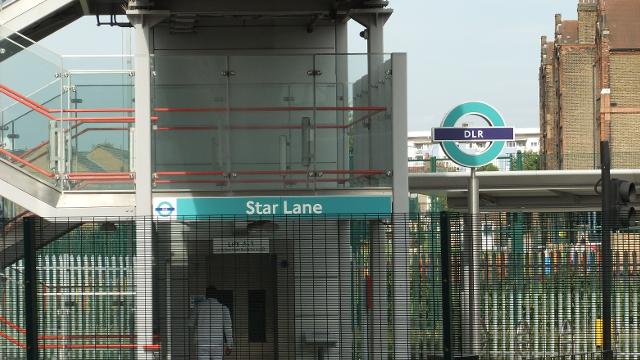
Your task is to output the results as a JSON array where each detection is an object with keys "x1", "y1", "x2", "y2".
[
  {"x1": 511, "y1": 213, "x2": 524, "y2": 338},
  {"x1": 430, "y1": 157, "x2": 437, "y2": 173}
]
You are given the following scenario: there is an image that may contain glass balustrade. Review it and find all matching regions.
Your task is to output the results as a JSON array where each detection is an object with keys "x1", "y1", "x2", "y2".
[
  {"x1": 152, "y1": 53, "x2": 395, "y2": 191},
  {"x1": 60, "y1": 55, "x2": 135, "y2": 190},
  {"x1": 0, "y1": 28, "x2": 400, "y2": 194},
  {"x1": 0, "y1": 26, "x2": 63, "y2": 185}
]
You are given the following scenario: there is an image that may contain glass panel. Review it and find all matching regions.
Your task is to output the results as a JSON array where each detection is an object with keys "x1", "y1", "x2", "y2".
[
  {"x1": 0, "y1": 26, "x2": 62, "y2": 185},
  {"x1": 152, "y1": 55, "x2": 229, "y2": 190},
  {"x1": 227, "y1": 55, "x2": 315, "y2": 191},
  {"x1": 316, "y1": 54, "x2": 393, "y2": 189},
  {"x1": 151, "y1": 54, "x2": 396, "y2": 191},
  {"x1": 62, "y1": 56, "x2": 134, "y2": 190}
]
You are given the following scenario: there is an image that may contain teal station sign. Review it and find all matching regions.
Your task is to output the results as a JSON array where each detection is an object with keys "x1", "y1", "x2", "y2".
[
  {"x1": 153, "y1": 195, "x2": 392, "y2": 218},
  {"x1": 432, "y1": 102, "x2": 512, "y2": 168}
]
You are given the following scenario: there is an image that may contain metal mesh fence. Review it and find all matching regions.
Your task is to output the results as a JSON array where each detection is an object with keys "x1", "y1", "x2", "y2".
[{"x1": 0, "y1": 212, "x2": 634, "y2": 359}]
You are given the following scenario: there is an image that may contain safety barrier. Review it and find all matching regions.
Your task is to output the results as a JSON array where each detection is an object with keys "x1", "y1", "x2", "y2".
[{"x1": 1, "y1": 211, "x2": 636, "y2": 359}]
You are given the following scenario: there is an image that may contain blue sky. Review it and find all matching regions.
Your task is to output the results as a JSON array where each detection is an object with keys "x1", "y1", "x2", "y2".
[{"x1": 41, "y1": 0, "x2": 578, "y2": 131}]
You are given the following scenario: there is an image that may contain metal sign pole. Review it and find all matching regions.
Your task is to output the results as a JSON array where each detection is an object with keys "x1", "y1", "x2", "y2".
[
  {"x1": 468, "y1": 168, "x2": 480, "y2": 354},
  {"x1": 433, "y1": 102, "x2": 510, "y2": 358}
]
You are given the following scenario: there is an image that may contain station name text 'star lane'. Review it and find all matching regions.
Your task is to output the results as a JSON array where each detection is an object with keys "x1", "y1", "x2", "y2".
[{"x1": 246, "y1": 200, "x2": 323, "y2": 215}]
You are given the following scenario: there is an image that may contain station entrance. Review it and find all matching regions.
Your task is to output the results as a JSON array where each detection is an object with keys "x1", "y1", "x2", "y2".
[
  {"x1": 158, "y1": 218, "x2": 357, "y2": 360},
  {"x1": 200, "y1": 253, "x2": 277, "y2": 359}
]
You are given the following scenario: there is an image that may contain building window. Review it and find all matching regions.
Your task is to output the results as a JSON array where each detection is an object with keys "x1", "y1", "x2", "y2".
[{"x1": 507, "y1": 141, "x2": 516, "y2": 147}]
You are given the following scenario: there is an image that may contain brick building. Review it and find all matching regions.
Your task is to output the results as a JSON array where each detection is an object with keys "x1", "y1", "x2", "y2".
[{"x1": 540, "y1": 0, "x2": 640, "y2": 169}]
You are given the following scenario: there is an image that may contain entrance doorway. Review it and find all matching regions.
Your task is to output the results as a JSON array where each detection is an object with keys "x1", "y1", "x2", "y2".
[{"x1": 206, "y1": 254, "x2": 277, "y2": 359}]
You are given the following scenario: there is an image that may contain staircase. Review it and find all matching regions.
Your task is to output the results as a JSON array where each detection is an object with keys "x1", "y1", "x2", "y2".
[
  {"x1": 0, "y1": 0, "x2": 83, "y2": 47},
  {"x1": 0, "y1": 212, "x2": 82, "y2": 268}
]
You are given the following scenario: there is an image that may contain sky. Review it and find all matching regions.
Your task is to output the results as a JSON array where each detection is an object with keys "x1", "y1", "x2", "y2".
[
  {"x1": 347, "y1": 0, "x2": 577, "y2": 131},
  {"x1": 40, "y1": 0, "x2": 579, "y2": 131}
]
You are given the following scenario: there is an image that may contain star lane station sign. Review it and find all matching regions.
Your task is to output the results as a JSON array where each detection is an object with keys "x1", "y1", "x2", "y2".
[{"x1": 432, "y1": 102, "x2": 514, "y2": 168}]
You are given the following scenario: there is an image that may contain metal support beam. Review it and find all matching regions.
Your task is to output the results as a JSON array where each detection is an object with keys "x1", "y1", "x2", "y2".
[
  {"x1": 391, "y1": 53, "x2": 410, "y2": 358},
  {"x1": 465, "y1": 169, "x2": 480, "y2": 354},
  {"x1": 128, "y1": 12, "x2": 161, "y2": 359}
]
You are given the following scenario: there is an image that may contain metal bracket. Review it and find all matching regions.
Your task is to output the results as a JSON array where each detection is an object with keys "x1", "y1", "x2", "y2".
[
  {"x1": 307, "y1": 70, "x2": 322, "y2": 76},
  {"x1": 220, "y1": 70, "x2": 236, "y2": 77}
]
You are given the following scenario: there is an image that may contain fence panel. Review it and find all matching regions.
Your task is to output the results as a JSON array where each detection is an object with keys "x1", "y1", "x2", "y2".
[{"x1": 0, "y1": 213, "x2": 635, "y2": 359}]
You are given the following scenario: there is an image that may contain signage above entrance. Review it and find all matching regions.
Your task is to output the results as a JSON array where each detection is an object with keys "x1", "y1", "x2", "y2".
[
  {"x1": 153, "y1": 195, "x2": 392, "y2": 218},
  {"x1": 432, "y1": 102, "x2": 512, "y2": 168}
]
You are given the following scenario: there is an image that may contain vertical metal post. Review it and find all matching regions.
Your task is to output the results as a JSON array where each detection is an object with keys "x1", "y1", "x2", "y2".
[
  {"x1": 129, "y1": 13, "x2": 159, "y2": 359},
  {"x1": 24, "y1": 216, "x2": 38, "y2": 360},
  {"x1": 600, "y1": 140, "x2": 613, "y2": 360},
  {"x1": 391, "y1": 53, "x2": 410, "y2": 359},
  {"x1": 511, "y1": 213, "x2": 524, "y2": 334},
  {"x1": 440, "y1": 212, "x2": 453, "y2": 360},
  {"x1": 366, "y1": 12, "x2": 384, "y2": 174},
  {"x1": 369, "y1": 220, "x2": 388, "y2": 359},
  {"x1": 466, "y1": 168, "x2": 480, "y2": 354},
  {"x1": 516, "y1": 151, "x2": 524, "y2": 171}
]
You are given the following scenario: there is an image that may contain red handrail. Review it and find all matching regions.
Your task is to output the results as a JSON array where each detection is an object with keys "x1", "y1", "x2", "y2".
[
  {"x1": 155, "y1": 177, "x2": 349, "y2": 185},
  {"x1": 235, "y1": 170, "x2": 309, "y2": 176},
  {"x1": 70, "y1": 127, "x2": 128, "y2": 140},
  {"x1": 0, "y1": 87, "x2": 56, "y2": 120},
  {"x1": 153, "y1": 105, "x2": 386, "y2": 113},
  {"x1": 50, "y1": 108, "x2": 135, "y2": 113},
  {"x1": 19, "y1": 141, "x2": 49, "y2": 159},
  {"x1": 0, "y1": 148, "x2": 54, "y2": 178},
  {"x1": 0, "y1": 86, "x2": 51, "y2": 114},
  {"x1": 156, "y1": 171, "x2": 225, "y2": 177},
  {"x1": 154, "y1": 169, "x2": 385, "y2": 177},
  {"x1": 0, "y1": 315, "x2": 161, "y2": 351},
  {"x1": 0, "y1": 86, "x2": 155, "y2": 123}
]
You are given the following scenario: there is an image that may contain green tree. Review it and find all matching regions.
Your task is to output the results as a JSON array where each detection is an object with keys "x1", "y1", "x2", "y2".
[
  {"x1": 522, "y1": 151, "x2": 540, "y2": 170},
  {"x1": 478, "y1": 163, "x2": 499, "y2": 171}
]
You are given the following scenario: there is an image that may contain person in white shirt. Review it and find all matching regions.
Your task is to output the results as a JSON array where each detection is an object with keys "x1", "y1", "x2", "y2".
[{"x1": 191, "y1": 286, "x2": 234, "y2": 359}]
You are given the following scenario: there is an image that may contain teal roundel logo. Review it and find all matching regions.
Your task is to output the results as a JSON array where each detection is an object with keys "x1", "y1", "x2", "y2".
[
  {"x1": 439, "y1": 102, "x2": 507, "y2": 168},
  {"x1": 155, "y1": 201, "x2": 176, "y2": 217}
]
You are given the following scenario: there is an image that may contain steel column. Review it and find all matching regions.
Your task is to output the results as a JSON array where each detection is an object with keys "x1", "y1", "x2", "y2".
[
  {"x1": 466, "y1": 168, "x2": 480, "y2": 354},
  {"x1": 392, "y1": 53, "x2": 410, "y2": 359},
  {"x1": 130, "y1": 15, "x2": 154, "y2": 360}
]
